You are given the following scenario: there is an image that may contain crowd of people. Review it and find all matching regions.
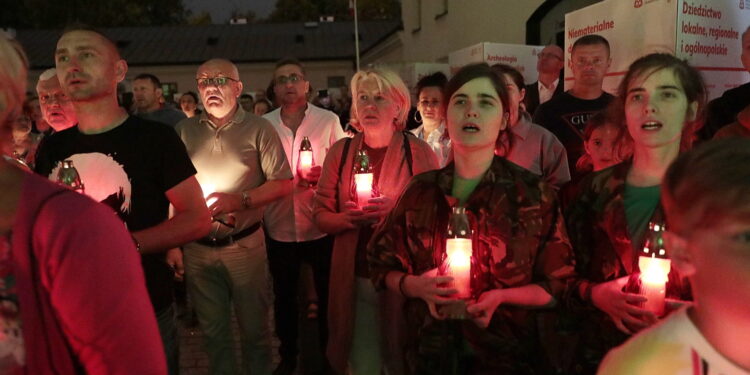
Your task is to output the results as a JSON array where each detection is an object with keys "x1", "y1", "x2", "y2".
[{"x1": 0, "y1": 23, "x2": 749, "y2": 375}]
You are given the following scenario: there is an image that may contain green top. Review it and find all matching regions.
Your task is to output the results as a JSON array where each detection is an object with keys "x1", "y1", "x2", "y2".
[{"x1": 623, "y1": 183, "x2": 660, "y2": 250}]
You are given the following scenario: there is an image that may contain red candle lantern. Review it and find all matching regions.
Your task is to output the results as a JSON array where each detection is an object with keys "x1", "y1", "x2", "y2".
[
  {"x1": 444, "y1": 206, "x2": 473, "y2": 299},
  {"x1": 56, "y1": 159, "x2": 85, "y2": 194},
  {"x1": 352, "y1": 149, "x2": 373, "y2": 207},
  {"x1": 632, "y1": 221, "x2": 672, "y2": 317},
  {"x1": 298, "y1": 136, "x2": 314, "y2": 181}
]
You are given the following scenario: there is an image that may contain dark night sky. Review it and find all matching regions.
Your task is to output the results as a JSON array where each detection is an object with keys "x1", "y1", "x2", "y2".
[{"x1": 184, "y1": 0, "x2": 275, "y2": 23}]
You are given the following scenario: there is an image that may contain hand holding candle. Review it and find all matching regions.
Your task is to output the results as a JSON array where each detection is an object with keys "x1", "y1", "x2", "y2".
[
  {"x1": 441, "y1": 206, "x2": 474, "y2": 302},
  {"x1": 633, "y1": 221, "x2": 672, "y2": 317},
  {"x1": 352, "y1": 149, "x2": 375, "y2": 208}
]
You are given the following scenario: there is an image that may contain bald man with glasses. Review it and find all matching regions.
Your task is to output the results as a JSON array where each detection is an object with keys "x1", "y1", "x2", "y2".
[
  {"x1": 175, "y1": 58, "x2": 293, "y2": 375},
  {"x1": 525, "y1": 45, "x2": 565, "y2": 116}
]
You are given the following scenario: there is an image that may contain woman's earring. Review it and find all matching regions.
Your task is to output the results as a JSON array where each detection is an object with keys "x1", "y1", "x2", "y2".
[{"x1": 414, "y1": 110, "x2": 422, "y2": 124}]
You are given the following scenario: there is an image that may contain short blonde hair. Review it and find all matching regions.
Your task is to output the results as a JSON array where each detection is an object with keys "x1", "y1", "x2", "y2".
[
  {"x1": 349, "y1": 68, "x2": 410, "y2": 132},
  {"x1": 0, "y1": 34, "x2": 28, "y2": 138}
]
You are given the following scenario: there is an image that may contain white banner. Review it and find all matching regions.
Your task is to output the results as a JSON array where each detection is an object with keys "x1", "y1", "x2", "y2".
[
  {"x1": 565, "y1": 0, "x2": 749, "y2": 99},
  {"x1": 449, "y1": 42, "x2": 544, "y2": 85},
  {"x1": 564, "y1": 0, "x2": 676, "y2": 95},
  {"x1": 676, "y1": 0, "x2": 749, "y2": 98}
]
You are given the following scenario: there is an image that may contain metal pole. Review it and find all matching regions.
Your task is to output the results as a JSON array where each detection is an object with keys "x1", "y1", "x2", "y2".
[{"x1": 353, "y1": 0, "x2": 360, "y2": 71}]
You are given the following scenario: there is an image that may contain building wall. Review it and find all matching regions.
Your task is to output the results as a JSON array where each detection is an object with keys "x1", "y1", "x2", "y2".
[{"x1": 399, "y1": 0, "x2": 545, "y2": 63}]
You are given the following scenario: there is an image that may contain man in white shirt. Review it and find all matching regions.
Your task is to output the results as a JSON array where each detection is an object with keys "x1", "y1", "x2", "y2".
[
  {"x1": 525, "y1": 45, "x2": 564, "y2": 116},
  {"x1": 598, "y1": 138, "x2": 750, "y2": 375},
  {"x1": 263, "y1": 58, "x2": 346, "y2": 375}
]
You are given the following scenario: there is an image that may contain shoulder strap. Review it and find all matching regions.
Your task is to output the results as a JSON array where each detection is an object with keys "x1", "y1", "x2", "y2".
[
  {"x1": 28, "y1": 188, "x2": 85, "y2": 375},
  {"x1": 402, "y1": 131, "x2": 413, "y2": 176},
  {"x1": 335, "y1": 138, "x2": 353, "y2": 209}
]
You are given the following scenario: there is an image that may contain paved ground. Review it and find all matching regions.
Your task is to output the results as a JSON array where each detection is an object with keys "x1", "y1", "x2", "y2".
[{"x1": 178, "y1": 290, "x2": 326, "y2": 374}]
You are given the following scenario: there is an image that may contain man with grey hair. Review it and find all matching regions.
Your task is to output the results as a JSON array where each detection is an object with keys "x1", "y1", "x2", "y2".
[
  {"x1": 175, "y1": 58, "x2": 293, "y2": 375},
  {"x1": 36, "y1": 68, "x2": 77, "y2": 132},
  {"x1": 525, "y1": 45, "x2": 565, "y2": 116},
  {"x1": 702, "y1": 25, "x2": 750, "y2": 139}
]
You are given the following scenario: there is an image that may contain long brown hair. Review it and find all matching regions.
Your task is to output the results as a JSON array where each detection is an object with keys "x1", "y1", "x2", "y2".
[{"x1": 610, "y1": 53, "x2": 706, "y2": 151}]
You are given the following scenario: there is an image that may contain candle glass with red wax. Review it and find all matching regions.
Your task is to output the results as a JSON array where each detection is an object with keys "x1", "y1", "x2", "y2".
[
  {"x1": 57, "y1": 159, "x2": 85, "y2": 194},
  {"x1": 438, "y1": 206, "x2": 474, "y2": 319},
  {"x1": 626, "y1": 220, "x2": 672, "y2": 317},
  {"x1": 352, "y1": 149, "x2": 375, "y2": 207},
  {"x1": 297, "y1": 136, "x2": 315, "y2": 184}
]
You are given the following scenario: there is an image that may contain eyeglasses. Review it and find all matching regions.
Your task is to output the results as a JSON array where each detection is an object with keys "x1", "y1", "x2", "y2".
[
  {"x1": 274, "y1": 74, "x2": 304, "y2": 86},
  {"x1": 196, "y1": 76, "x2": 239, "y2": 87},
  {"x1": 39, "y1": 92, "x2": 71, "y2": 104},
  {"x1": 538, "y1": 52, "x2": 563, "y2": 61}
]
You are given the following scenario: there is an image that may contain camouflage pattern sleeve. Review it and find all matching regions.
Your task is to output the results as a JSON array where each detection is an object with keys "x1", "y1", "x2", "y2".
[
  {"x1": 533, "y1": 184, "x2": 576, "y2": 300},
  {"x1": 368, "y1": 175, "x2": 445, "y2": 291}
]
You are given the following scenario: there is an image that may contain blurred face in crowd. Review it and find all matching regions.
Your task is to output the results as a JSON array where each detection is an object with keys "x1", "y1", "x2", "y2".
[
  {"x1": 537, "y1": 45, "x2": 564, "y2": 76},
  {"x1": 12, "y1": 112, "x2": 32, "y2": 141},
  {"x1": 499, "y1": 73, "x2": 525, "y2": 126},
  {"x1": 132, "y1": 78, "x2": 161, "y2": 112},
  {"x1": 417, "y1": 86, "x2": 444, "y2": 125},
  {"x1": 239, "y1": 95, "x2": 254, "y2": 112},
  {"x1": 196, "y1": 59, "x2": 243, "y2": 120},
  {"x1": 180, "y1": 94, "x2": 197, "y2": 115},
  {"x1": 353, "y1": 77, "x2": 400, "y2": 132},
  {"x1": 37, "y1": 75, "x2": 77, "y2": 131},
  {"x1": 585, "y1": 124, "x2": 619, "y2": 171},
  {"x1": 273, "y1": 63, "x2": 309, "y2": 107},
  {"x1": 625, "y1": 67, "x2": 697, "y2": 151},
  {"x1": 446, "y1": 77, "x2": 506, "y2": 151},
  {"x1": 55, "y1": 30, "x2": 126, "y2": 102},
  {"x1": 741, "y1": 27, "x2": 750, "y2": 73},
  {"x1": 571, "y1": 43, "x2": 611, "y2": 87},
  {"x1": 253, "y1": 101, "x2": 270, "y2": 116}
]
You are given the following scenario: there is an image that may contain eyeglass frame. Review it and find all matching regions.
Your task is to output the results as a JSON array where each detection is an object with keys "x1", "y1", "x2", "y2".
[
  {"x1": 274, "y1": 74, "x2": 305, "y2": 86},
  {"x1": 196, "y1": 76, "x2": 240, "y2": 88}
]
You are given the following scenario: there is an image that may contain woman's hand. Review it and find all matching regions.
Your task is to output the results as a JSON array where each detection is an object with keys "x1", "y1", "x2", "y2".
[
  {"x1": 343, "y1": 201, "x2": 379, "y2": 227},
  {"x1": 402, "y1": 268, "x2": 459, "y2": 320},
  {"x1": 466, "y1": 289, "x2": 504, "y2": 328},
  {"x1": 361, "y1": 195, "x2": 394, "y2": 224},
  {"x1": 591, "y1": 276, "x2": 658, "y2": 334}
]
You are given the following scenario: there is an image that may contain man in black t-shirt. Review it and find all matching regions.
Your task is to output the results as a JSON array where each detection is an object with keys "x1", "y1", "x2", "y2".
[
  {"x1": 35, "y1": 28, "x2": 211, "y2": 375},
  {"x1": 534, "y1": 34, "x2": 614, "y2": 175}
]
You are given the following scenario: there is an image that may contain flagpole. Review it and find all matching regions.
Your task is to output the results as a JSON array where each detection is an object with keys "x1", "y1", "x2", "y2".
[{"x1": 353, "y1": 0, "x2": 360, "y2": 71}]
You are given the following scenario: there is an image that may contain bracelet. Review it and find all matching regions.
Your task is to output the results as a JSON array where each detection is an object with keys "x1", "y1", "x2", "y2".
[
  {"x1": 398, "y1": 273, "x2": 410, "y2": 298},
  {"x1": 131, "y1": 234, "x2": 142, "y2": 253},
  {"x1": 241, "y1": 191, "x2": 251, "y2": 209}
]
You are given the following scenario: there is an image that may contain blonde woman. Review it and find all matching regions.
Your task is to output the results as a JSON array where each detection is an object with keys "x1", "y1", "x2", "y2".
[{"x1": 314, "y1": 68, "x2": 438, "y2": 375}]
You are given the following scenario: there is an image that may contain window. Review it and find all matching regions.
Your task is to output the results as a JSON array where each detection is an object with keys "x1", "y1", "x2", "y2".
[{"x1": 161, "y1": 82, "x2": 178, "y2": 101}]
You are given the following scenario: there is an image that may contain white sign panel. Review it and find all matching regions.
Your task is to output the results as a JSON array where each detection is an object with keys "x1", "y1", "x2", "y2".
[
  {"x1": 565, "y1": 0, "x2": 749, "y2": 99},
  {"x1": 676, "y1": 0, "x2": 749, "y2": 98},
  {"x1": 564, "y1": 0, "x2": 676, "y2": 95},
  {"x1": 449, "y1": 42, "x2": 544, "y2": 85}
]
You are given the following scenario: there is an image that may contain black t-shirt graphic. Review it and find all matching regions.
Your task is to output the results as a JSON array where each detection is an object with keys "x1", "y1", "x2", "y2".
[
  {"x1": 35, "y1": 116, "x2": 197, "y2": 313},
  {"x1": 533, "y1": 91, "x2": 614, "y2": 175}
]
